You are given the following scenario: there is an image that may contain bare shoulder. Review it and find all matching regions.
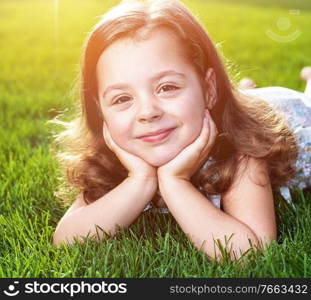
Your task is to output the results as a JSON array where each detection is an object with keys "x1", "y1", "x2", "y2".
[
  {"x1": 232, "y1": 155, "x2": 270, "y2": 187},
  {"x1": 222, "y1": 155, "x2": 277, "y2": 243}
]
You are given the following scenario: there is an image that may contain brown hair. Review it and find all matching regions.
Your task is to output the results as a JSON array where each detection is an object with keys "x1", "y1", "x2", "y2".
[{"x1": 50, "y1": 0, "x2": 298, "y2": 205}]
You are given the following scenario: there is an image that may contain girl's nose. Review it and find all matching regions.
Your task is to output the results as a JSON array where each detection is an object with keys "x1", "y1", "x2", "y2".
[{"x1": 137, "y1": 97, "x2": 164, "y2": 123}]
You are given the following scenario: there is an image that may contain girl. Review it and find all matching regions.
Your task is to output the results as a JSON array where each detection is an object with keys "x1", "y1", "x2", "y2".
[{"x1": 51, "y1": 0, "x2": 307, "y2": 262}]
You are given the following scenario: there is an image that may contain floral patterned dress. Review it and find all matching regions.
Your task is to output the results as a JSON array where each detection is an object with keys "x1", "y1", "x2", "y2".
[{"x1": 143, "y1": 87, "x2": 311, "y2": 213}]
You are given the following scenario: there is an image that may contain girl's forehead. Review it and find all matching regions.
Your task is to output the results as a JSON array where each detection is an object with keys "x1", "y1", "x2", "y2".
[
  {"x1": 95, "y1": 27, "x2": 202, "y2": 91},
  {"x1": 100, "y1": 28, "x2": 187, "y2": 64}
]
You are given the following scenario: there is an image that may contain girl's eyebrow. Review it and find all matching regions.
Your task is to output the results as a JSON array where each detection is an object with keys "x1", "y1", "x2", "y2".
[
  {"x1": 151, "y1": 70, "x2": 186, "y2": 81},
  {"x1": 102, "y1": 70, "x2": 185, "y2": 98},
  {"x1": 102, "y1": 83, "x2": 129, "y2": 99}
]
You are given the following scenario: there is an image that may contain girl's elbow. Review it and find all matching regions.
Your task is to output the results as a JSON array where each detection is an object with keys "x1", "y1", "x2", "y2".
[
  {"x1": 52, "y1": 230, "x2": 89, "y2": 247},
  {"x1": 254, "y1": 232, "x2": 277, "y2": 251},
  {"x1": 203, "y1": 232, "x2": 264, "y2": 262},
  {"x1": 52, "y1": 228, "x2": 73, "y2": 247},
  {"x1": 229, "y1": 233, "x2": 277, "y2": 262},
  {"x1": 250, "y1": 225, "x2": 277, "y2": 250},
  {"x1": 52, "y1": 220, "x2": 83, "y2": 247},
  {"x1": 52, "y1": 223, "x2": 114, "y2": 247}
]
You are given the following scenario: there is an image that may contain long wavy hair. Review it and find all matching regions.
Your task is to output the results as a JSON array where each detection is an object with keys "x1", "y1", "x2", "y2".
[{"x1": 51, "y1": 0, "x2": 298, "y2": 206}]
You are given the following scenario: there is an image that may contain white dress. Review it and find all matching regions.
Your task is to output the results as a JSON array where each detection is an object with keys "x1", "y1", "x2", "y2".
[{"x1": 143, "y1": 87, "x2": 311, "y2": 213}]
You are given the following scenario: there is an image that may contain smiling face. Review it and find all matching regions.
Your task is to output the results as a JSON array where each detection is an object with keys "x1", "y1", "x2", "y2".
[{"x1": 96, "y1": 28, "x2": 208, "y2": 166}]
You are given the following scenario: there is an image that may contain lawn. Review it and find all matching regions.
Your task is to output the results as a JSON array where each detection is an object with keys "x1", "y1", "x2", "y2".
[{"x1": 0, "y1": 0, "x2": 310, "y2": 277}]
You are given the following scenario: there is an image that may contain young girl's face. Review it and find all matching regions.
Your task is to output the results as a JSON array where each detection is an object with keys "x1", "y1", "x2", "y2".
[{"x1": 96, "y1": 28, "x2": 207, "y2": 166}]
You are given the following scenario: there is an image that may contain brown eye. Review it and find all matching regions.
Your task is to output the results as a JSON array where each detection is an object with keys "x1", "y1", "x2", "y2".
[
  {"x1": 158, "y1": 84, "x2": 179, "y2": 93},
  {"x1": 113, "y1": 96, "x2": 131, "y2": 105}
]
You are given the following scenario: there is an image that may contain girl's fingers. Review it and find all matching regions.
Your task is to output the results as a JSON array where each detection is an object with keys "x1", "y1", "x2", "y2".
[
  {"x1": 103, "y1": 122, "x2": 128, "y2": 158},
  {"x1": 207, "y1": 112, "x2": 218, "y2": 141},
  {"x1": 196, "y1": 110, "x2": 211, "y2": 149},
  {"x1": 206, "y1": 120, "x2": 218, "y2": 146},
  {"x1": 103, "y1": 123, "x2": 109, "y2": 144},
  {"x1": 103, "y1": 123, "x2": 108, "y2": 144},
  {"x1": 182, "y1": 111, "x2": 210, "y2": 156},
  {"x1": 103, "y1": 122, "x2": 115, "y2": 152},
  {"x1": 178, "y1": 112, "x2": 210, "y2": 162},
  {"x1": 198, "y1": 111, "x2": 218, "y2": 159}
]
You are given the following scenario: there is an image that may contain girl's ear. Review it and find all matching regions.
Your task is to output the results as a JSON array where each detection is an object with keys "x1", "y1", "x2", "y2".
[{"x1": 204, "y1": 68, "x2": 217, "y2": 110}]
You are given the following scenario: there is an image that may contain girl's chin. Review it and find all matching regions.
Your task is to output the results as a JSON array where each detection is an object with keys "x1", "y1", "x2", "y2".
[
  {"x1": 130, "y1": 144, "x2": 187, "y2": 166},
  {"x1": 142, "y1": 152, "x2": 178, "y2": 167},
  {"x1": 147, "y1": 158, "x2": 171, "y2": 167}
]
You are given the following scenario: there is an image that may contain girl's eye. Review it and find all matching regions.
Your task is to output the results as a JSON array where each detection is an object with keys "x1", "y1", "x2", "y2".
[
  {"x1": 113, "y1": 96, "x2": 131, "y2": 105},
  {"x1": 158, "y1": 84, "x2": 179, "y2": 93}
]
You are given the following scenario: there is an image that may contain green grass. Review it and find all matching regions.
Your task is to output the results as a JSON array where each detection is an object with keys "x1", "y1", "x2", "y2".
[{"x1": 0, "y1": 0, "x2": 310, "y2": 277}]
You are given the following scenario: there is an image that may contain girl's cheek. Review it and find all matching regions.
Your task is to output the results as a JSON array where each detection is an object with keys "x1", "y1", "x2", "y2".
[{"x1": 113, "y1": 125, "x2": 133, "y2": 147}]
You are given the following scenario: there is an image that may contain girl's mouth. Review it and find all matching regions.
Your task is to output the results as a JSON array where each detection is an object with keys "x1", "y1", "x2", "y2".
[{"x1": 139, "y1": 128, "x2": 176, "y2": 143}]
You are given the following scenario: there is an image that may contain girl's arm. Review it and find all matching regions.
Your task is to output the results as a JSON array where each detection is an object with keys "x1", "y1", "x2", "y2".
[
  {"x1": 53, "y1": 121, "x2": 159, "y2": 246},
  {"x1": 158, "y1": 157, "x2": 276, "y2": 261},
  {"x1": 221, "y1": 157, "x2": 277, "y2": 246},
  {"x1": 53, "y1": 175, "x2": 157, "y2": 246},
  {"x1": 157, "y1": 110, "x2": 276, "y2": 261}
]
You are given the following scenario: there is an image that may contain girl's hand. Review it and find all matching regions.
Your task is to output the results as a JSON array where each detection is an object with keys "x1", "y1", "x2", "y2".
[
  {"x1": 103, "y1": 122, "x2": 157, "y2": 180},
  {"x1": 158, "y1": 110, "x2": 218, "y2": 181}
]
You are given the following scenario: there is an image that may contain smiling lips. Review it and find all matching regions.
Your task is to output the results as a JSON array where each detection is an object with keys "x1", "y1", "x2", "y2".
[{"x1": 138, "y1": 128, "x2": 176, "y2": 143}]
